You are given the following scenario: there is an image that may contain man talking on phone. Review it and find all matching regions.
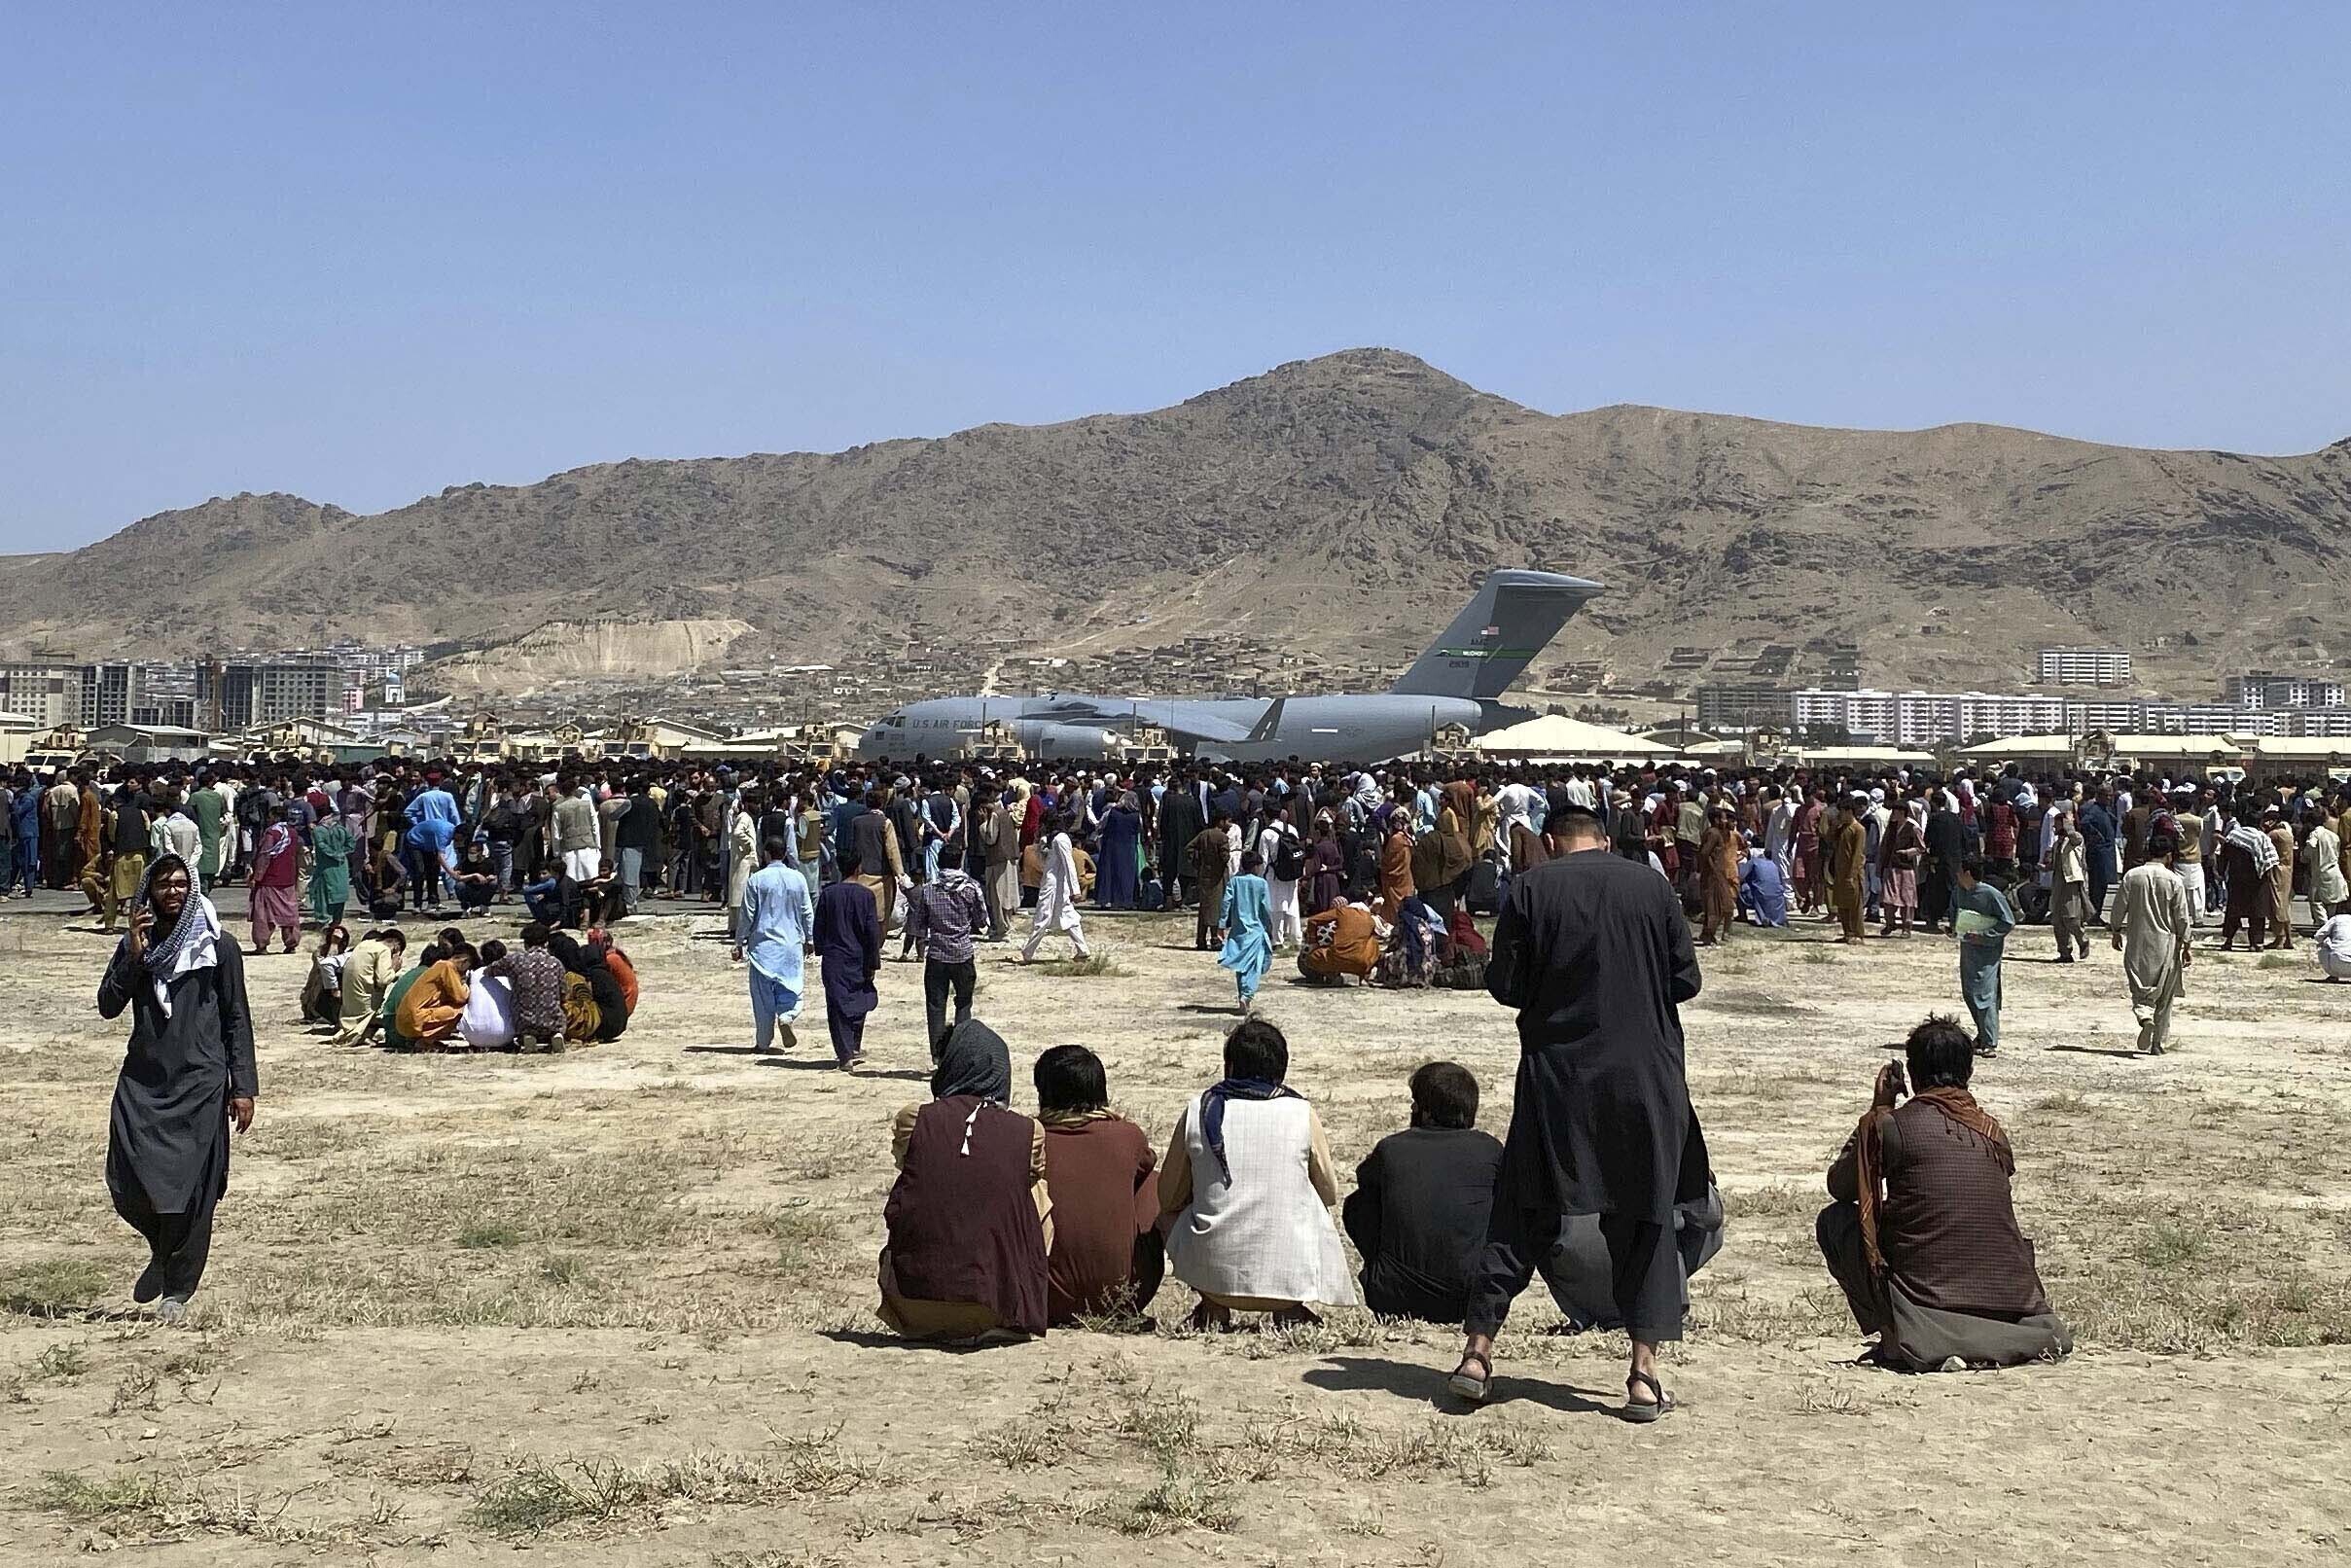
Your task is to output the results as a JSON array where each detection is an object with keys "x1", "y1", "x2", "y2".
[
  {"x1": 1816, "y1": 1015, "x2": 2069, "y2": 1372},
  {"x1": 98, "y1": 853, "x2": 258, "y2": 1325}
]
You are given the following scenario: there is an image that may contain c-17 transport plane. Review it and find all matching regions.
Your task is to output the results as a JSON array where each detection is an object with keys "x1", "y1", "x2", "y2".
[{"x1": 855, "y1": 568, "x2": 1602, "y2": 765}]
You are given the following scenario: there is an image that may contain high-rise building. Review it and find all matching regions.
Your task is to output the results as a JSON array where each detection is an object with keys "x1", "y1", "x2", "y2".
[
  {"x1": 1694, "y1": 684, "x2": 1796, "y2": 733},
  {"x1": 200, "y1": 659, "x2": 342, "y2": 730},
  {"x1": 80, "y1": 660, "x2": 140, "y2": 728},
  {"x1": 2035, "y1": 647, "x2": 2133, "y2": 686},
  {"x1": 0, "y1": 660, "x2": 86, "y2": 728}
]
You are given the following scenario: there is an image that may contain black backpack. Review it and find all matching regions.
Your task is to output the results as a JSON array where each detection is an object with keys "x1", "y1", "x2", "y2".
[
  {"x1": 1270, "y1": 832, "x2": 1306, "y2": 882},
  {"x1": 1466, "y1": 855, "x2": 1503, "y2": 915}
]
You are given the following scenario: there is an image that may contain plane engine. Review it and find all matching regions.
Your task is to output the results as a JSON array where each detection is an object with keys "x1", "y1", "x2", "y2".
[{"x1": 1019, "y1": 721, "x2": 1122, "y2": 760}]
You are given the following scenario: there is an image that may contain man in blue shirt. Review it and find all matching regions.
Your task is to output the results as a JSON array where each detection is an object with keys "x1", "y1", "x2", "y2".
[
  {"x1": 1738, "y1": 845, "x2": 1789, "y2": 927},
  {"x1": 404, "y1": 770, "x2": 462, "y2": 912}
]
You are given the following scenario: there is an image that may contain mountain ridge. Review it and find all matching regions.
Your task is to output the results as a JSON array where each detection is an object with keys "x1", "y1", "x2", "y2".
[{"x1": 3, "y1": 348, "x2": 2344, "y2": 700}]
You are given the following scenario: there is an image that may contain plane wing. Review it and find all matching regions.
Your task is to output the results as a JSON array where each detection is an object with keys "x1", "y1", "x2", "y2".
[{"x1": 1035, "y1": 698, "x2": 1258, "y2": 744}]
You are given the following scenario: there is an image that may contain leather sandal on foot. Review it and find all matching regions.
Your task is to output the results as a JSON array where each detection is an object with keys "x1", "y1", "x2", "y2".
[
  {"x1": 1446, "y1": 1351, "x2": 1493, "y2": 1404},
  {"x1": 1621, "y1": 1369, "x2": 1676, "y2": 1423}
]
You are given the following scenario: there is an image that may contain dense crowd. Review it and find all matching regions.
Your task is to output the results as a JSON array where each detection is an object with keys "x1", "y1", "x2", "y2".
[
  {"x1": 42, "y1": 744, "x2": 2351, "y2": 1389},
  {"x1": 5, "y1": 750, "x2": 2345, "y2": 980}
]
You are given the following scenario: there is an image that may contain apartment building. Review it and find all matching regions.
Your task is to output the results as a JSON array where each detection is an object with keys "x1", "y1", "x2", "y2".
[
  {"x1": 2035, "y1": 647, "x2": 2133, "y2": 685},
  {"x1": 2224, "y1": 672, "x2": 2347, "y2": 709},
  {"x1": 0, "y1": 661, "x2": 85, "y2": 728}
]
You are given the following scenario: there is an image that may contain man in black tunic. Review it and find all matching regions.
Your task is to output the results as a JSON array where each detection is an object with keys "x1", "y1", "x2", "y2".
[
  {"x1": 1157, "y1": 769, "x2": 1205, "y2": 910},
  {"x1": 97, "y1": 853, "x2": 257, "y2": 1323},
  {"x1": 1452, "y1": 805, "x2": 1707, "y2": 1420}
]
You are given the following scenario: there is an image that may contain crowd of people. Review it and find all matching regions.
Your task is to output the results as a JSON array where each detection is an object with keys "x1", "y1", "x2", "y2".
[
  {"x1": 61, "y1": 742, "x2": 2346, "y2": 1406},
  {"x1": 871, "y1": 803, "x2": 2069, "y2": 1418},
  {"x1": 18, "y1": 749, "x2": 2346, "y2": 1057}
]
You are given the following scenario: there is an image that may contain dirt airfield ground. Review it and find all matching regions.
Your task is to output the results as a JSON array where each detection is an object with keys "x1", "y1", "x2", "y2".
[{"x1": 2, "y1": 895, "x2": 2347, "y2": 1566}]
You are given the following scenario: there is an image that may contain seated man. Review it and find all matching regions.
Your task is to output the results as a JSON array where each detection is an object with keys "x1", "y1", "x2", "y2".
[
  {"x1": 394, "y1": 941, "x2": 477, "y2": 1051},
  {"x1": 301, "y1": 923, "x2": 352, "y2": 1027},
  {"x1": 2317, "y1": 909, "x2": 2351, "y2": 980},
  {"x1": 1159, "y1": 1019, "x2": 1358, "y2": 1329},
  {"x1": 1817, "y1": 1015, "x2": 2073, "y2": 1371},
  {"x1": 1034, "y1": 1044, "x2": 1163, "y2": 1325},
  {"x1": 460, "y1": 938, "x2": 518, "y2": 1050},
  {"x1": 1300, "y1": 896, "x2": 1383, "y2": 984},
  {"x1": 376, "y1": 943, "x2": 439, "y2": 1051},
  {"x1": 574, "y1": 869, "x2": 623, "y2": 928},
  {"x1": 450, "y1": 844, "x2": 500, "y2": 912},
  {"x1": 1342, "y1": 1062, "x2": 1502, "y2": 1323},
  {"x1": 330, "y1": 928, "x2": 405, "y2": 1047},
  {"x1": 479, "y1": 922, "x2": 570, "y2": 1051},
  {"x1": 1738, "y1": 844, "x2": 1789, "y2": 927},
  {"x1": 365, "y1": 843, "x2": 408, "y2": 918},
  {"x1": 878, "y1": 1019, "x2": 1051, "y2": 1342},
  {"x1": 518, "y1": 873, "x2": 564, "y2": 926}
]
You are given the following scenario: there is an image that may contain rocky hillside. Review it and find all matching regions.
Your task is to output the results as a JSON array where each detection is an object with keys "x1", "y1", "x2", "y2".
[{"x1": 2, "y1": 348, "x2": 2344, "y2": 698}]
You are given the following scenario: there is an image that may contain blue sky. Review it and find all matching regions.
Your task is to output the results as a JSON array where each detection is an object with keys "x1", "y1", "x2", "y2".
[{"x1": 5, "y1": 4, "x2": 2346, "y2": 551}]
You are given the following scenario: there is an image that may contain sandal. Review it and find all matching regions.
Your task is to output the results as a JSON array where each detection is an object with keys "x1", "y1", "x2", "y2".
[
  {"x1": 1446, "y1": 1350, "x2": 1493, "y2": 1404},
  {"x1": 1621, "y1": 1369, "x2": 1676, "y2": 1423}
]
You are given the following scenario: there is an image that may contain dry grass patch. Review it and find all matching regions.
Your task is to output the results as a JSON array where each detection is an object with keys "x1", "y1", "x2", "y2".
[
  {"x1": 469, "y1": 1432, "x2": 881, "y2": 1538},
  {"x1": 1037, "y1": 952, "x2": 1128, "y2": 978},
  {"x1": 0, "y1": 1257, "x2": 111, "y2": 1318},
  {"x1": 25, "y1": 1467, "x2": 407, "y2": 1545}
]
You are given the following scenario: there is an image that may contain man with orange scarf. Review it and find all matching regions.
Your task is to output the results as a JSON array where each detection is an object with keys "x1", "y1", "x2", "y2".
[{"x1": 1816, "y1": 1015, "x2": 2071, "y2": 1372}]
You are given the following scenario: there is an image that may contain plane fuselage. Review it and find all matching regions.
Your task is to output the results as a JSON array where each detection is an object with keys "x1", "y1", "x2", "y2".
[{"x1": 858, "y1": 692, "x2": 1484, "y2": 764}]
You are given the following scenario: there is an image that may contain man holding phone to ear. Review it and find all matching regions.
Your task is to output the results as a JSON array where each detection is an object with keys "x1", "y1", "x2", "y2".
[
  {"x1": 98, "y1": 853, "x2": 257, "y2": 1325},
  {"x1": 1815, "y1": 1016, "x2": 2068, "y2": 1372}
]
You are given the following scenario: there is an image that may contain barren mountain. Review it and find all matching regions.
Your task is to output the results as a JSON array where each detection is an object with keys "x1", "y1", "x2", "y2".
[{"x1": 3, "y1": 348, "x2": 2344, "y2": 699}]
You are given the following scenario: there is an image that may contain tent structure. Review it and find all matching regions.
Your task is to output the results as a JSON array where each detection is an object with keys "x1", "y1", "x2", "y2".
[
  {"x1": 1473, "y1": 715, "x2": 1675, "y2": 758},
  {"x1": 1792, "y1": 745, "x2": 1939, "y2": 767}
]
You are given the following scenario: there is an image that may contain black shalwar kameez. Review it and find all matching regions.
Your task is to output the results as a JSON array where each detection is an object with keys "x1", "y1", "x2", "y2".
[
  {"x1": 100, "y1": 927, "x2": 256, "y2": 1303},
  {"x1": 1469, "y1": 847, "x2": 1709, "y2": 1343}
]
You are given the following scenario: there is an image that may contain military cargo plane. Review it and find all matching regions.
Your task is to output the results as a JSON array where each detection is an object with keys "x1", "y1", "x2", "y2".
[{"x1": 854, "y1": 568, "x2": 1602, "y2": 764}]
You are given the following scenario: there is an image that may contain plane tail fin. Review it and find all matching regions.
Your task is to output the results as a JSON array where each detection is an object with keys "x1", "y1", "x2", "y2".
[
  {"x1": 1389, "y1": 569, "x2": 1603, "y2": 701},
  {"x1": 1243, "y1": 696, "x2": 1288, "y2": 746}
]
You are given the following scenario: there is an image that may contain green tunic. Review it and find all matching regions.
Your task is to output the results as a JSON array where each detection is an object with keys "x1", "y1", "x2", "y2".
[
  {"x1": 308, "y1": 819, "x2": 357, "y2": 922},
  {"x1": 379, "y1": 964, "x2": 425, "y2": 1050},
  {"x1": 190, "y1": 787, "x2": 229, "y2": 881},
  {"x1": 1953, "y1": 882, "x2": 2016, "y2": 1051}
]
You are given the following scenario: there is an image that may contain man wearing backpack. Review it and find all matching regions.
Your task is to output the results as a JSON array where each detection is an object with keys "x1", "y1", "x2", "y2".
[
  {"x1": 1260, "y1": 807, "x2": 1307, "y2": 951},
  {"x1": 232, "y1": 776, "x2": 276, "y2": 883}
]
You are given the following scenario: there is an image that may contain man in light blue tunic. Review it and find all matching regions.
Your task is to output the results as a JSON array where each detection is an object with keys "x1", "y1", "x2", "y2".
[
  {"x1": 1218, "y1": 851, "x2": 1274, "y2": 1016},
  {"x1": 1951, "y1": 857, "x2": 2016, "y2": 1055},
  {"x1": 733, "y1": 835, "x2": 815, "y2": 1052}
]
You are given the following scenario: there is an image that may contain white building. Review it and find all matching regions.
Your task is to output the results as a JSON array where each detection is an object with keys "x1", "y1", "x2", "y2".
[
  {"x1": 2130, "y1": 703, "x2": 2278, "y2": 736},
  {"x1": 0, "y1": 661, "x2": 86, "y2": 729},
  {"x1": 2281, "y1": 706, "x2": 2351, "y2": 738},
  {"x1": 2036, "y1": 647, "x2": 2133, "y2": 686},
  {"x1": 2225, "y1": 672, "x2": 2347, "y2": 709},
  {"x1": 1792, "y1": 688, "x2": 2067, "y2": 747}
]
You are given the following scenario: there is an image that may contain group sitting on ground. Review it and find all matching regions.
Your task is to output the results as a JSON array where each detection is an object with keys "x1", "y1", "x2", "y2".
[
  {"x1": 877, "y1": 1018, "x2": 1352, "y2": 1342},
  {"x1": 873, "y1": 1016, "x2": 2062, "y2": 1381},
  {"x1": 306, "y1": 919, "x2": 636, "y2": 1052}
]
